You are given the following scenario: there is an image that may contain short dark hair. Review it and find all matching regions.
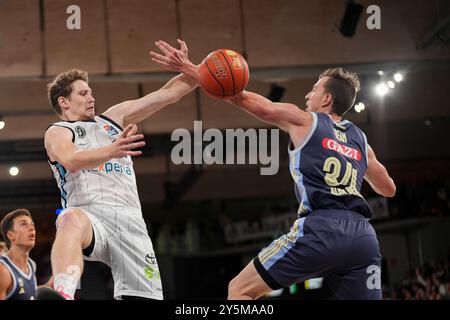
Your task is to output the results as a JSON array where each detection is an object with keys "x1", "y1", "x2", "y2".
[
  {"x1": 47, "y1": 69, "x2": 89, "y2": 116},
  {"x1": 319, "y1": 67, "x2": 360, "y2": 116},
  {"x1": 1, "y1": 209, "x2": 32, "y2": 247}
]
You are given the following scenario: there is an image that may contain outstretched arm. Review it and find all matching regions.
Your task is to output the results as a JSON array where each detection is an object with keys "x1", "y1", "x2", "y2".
[
  {"x1": 364, "y1": 145, "x2": 396, "y2": 197},
  {"x1": 103, "y1": 41, "x2": 198, "y2": 128},
  {"x1": 226, "y1": 91, "x2": 311, "y2": 132},
  {"x1": 45, "y1": 124, "x2": 145, "y2": 174},
  {"x1": 150, "y1": 40, "x2": 311, "y2": 132}
]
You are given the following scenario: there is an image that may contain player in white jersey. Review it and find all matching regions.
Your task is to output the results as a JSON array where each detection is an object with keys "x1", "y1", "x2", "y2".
[{"x1": 44, "y1": 40, "x2": 197, "y2": 300}]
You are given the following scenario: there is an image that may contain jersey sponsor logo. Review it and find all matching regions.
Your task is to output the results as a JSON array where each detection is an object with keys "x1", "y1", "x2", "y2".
[
  {"x1": 75, "y1": 125, "x2": 86, "y2": 138},
  {"x1": 144, "y1": 265, "x2": 160, "y2": 281},
  {"x1": 145, "y1": 254, "x2": 157, "y2": 265},
  {"x1": 103, "y1": 124, "x2": 119, "y2": 137},
  {"x1": 322, "y1": 138, "x2": 361, "y2": 161},
  {"x1": 89, "y1": 161, "x2": 133, "y2": 176}
]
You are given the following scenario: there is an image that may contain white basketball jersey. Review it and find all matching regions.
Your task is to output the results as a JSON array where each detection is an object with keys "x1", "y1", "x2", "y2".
[{"x1": 48, "y1": 115, "x2": 141, "y2": 209}]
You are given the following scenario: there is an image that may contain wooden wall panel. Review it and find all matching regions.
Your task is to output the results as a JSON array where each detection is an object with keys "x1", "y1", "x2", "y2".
[
  {"x1": 278, "y1": 77, "x2": 314, "y2": 108},
  {"x1": 244, "y1": 0, "x2": 450, "y2": 67},
  {"x1": 44, "y1": 0, "x2": 108, "y2": 75},
  {"x1": 0, "y1": 0, "x2": 42, "y2": 77},
  {"x1": 0, "y1": 115, "x2": 59, "y2": 141},
  {"x1": 107, "y1": 0, "x2": 178, "y2": 73},
  {"x1": 140, "y1": 81, "x2": 198, "y2": 134},
  {"x1": 89, "y1": 81, "x2": 139, "y2": 114},
  {"x1": 0, "y1": 80, "x2": 49, "y2": 113},
  {"x1": 179, "y1": 0, "x2": 243, "y2": 64},
  {"x1": 199, "y1": 81, "x2": 273, "y2": 129}
]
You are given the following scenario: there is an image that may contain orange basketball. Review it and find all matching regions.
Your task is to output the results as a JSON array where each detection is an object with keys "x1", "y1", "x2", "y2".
[{"x1": 198, "y1": 49, "x2": 249, "y2": 99}]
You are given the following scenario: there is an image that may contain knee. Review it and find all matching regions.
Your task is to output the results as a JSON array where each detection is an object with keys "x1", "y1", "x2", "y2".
[{"x1": 56, "y1": 209, "x2": 87, "y2": 234}]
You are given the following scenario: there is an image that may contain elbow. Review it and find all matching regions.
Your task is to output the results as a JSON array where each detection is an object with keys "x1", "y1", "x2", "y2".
[
  {"x1": 258, "y1": 107, "x2": 277, "y2": 123},
  {"x1": 388, "y1": 186, "x2": 396, "y2": 198},
  {"x1": 66, "y1": 166, "x2": 80, "y2": 175},
  {"x1": 383, "y1": 181, "x2": 396, "y2": 198},
  {"x1": 62, "y1": 161, "x2": 80, "y2": 174}
]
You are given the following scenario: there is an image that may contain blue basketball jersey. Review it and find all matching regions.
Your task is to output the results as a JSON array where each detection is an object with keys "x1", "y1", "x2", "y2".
[
  {"x1": 289, "y1": 112, "x2": 372, "y2": 218},
  {"x1": 0, "y1": 255, "x2": 37, "y2": 300}
]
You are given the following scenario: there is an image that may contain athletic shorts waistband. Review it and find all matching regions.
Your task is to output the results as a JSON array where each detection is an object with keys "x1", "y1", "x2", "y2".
[{"x1": 300, "y1": 209, "x2": 369, "y2": 220}]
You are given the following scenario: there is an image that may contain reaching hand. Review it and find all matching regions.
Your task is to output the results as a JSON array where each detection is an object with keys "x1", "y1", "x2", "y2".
[
  {"x1": 150, "y1": 39, "x2": 192, "y2": 73},
  {"x1": 110, "y1": 124, "x2": 145, "y2": 158}
]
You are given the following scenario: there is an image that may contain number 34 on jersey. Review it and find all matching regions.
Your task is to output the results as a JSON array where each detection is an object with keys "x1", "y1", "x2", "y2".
[{"x1": 323, "y1": 156, "x2": 362, "y2": 197}]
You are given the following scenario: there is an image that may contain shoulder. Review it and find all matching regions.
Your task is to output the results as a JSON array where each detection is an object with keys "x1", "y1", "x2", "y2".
[
  {"x1": 0, "y1": 260, "x2": 14, "y2": 299},
  {"x1": 44, "y1": 125, "x2": 75, "y2": 143},
  {"x1": 347, "y1": 121, "x2": 367, "y2": 140},
  {"x1": 28, "y1": 258, "x2": 37, "y2": 273},
  {"x1": 96, "y1": 114, "x2": 123, "y2": 132},
  {"x1": 0, "y1": 261, "x2": 12, "y2": 284},
  {"x1": 101, "y1": 105, "x2": 126, "y2": 130}
]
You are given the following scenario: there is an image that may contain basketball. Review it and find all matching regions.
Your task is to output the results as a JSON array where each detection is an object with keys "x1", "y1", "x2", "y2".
[{"x1": 198, "y1": 49, "x2": 249, "y2": 99}]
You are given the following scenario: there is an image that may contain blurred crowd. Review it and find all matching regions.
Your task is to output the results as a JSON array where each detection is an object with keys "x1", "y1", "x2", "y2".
[
  {"x1": 388, "y1": 178, "x2": 450, "y2": 219},
  {"x1": 383, "y1": 253, "x2": 450, "y2": 300}
]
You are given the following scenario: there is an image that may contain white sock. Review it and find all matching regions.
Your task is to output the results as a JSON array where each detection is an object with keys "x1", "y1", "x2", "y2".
[{"x1": 54, "y1": 273, "x2": 77, "y2": 300}]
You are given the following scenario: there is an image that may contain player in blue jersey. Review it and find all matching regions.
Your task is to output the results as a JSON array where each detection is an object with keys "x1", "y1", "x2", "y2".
[
  {"x1": 150, "y1": 40, "x2": 396, "y2": 299},
  {"x1": 0, "y1": 209, "x2": 52, "y2": 300}
]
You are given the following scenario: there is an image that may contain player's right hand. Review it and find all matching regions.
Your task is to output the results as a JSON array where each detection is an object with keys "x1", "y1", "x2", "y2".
[
  {"x1": 150, "y1": 39, "x2": 190, "y2": 72},
  {"x1": 110, "y1": 123, "x2": 145, "y2": 158}
]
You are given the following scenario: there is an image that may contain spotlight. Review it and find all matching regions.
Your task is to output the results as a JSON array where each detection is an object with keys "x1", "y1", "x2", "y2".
[
  {"x1": 387, "y1": 81, "x2": 395, "y2": 89},
  {"x1": 9, "y1": 166, "x2": 19, "y2": 176},
  {"x1": 0, "y1": 116, "x2": 5, "y2": 130},
  {"x1": 375, "y1": 83, "x2": 389, "y2": 96},
  {"x1": 394, "y1": 73, "x2": 403, "y2": 82},
  {"x1": 354, "y1": 102, "x2": 365, "y2": 113},
  {"x1": 377, "y1": 70, "x2": 384, "y2": 76}
]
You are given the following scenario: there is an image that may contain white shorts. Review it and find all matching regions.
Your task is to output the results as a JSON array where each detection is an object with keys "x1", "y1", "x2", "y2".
[{"x1": 58, "y1": 205, "x2": 163, "y2": 300}]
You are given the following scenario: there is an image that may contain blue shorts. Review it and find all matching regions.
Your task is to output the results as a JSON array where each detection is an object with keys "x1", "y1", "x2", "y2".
[{"x1": 254, "y1": 209, "x2": 382, "y2": 299}]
